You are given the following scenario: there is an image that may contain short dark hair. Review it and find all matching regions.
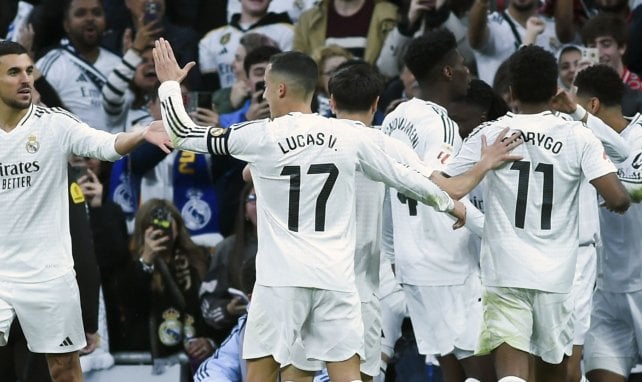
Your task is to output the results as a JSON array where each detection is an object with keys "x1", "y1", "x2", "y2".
[
  {"x1": 403, "y1": 29, "x2": 457, "y2": 82},
  {"x1": 269, "y1": 51, "x2": 319, "y2": 97},
  {"x1": 0, "y1": 40, "x2": 29, "y2": 58},
  {"x1": 328, "y1": 60, "x2": 385, "y2": 112},
  {"x1": 244, "y1": 45, "x2": 281, "y2": 77},
  {"x1": 575, "y1": 64, "x2": 624, "y2": 107},
  {"x1": 457, "y1": 79, "x2": 510, "y2": 121},
  {"x1": 509, "y1": 46, "x2": 557, "y2": 103},
  {"x1": 581, "y1": 13, "x2": 628, "y2": 47}
]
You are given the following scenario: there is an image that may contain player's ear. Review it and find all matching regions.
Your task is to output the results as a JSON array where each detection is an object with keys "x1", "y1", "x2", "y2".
[
  {"x1": 443, "y1": 65, "x2": 453, "y2": 80},
  {"x1": 370, "y1": 96, "x2": 379, "y2": 114},
  {"x1": 278, "y1": 82, "x2": 287, "y2": 98},
  {"x1": 587, "y1": 96, "x2": 601, "y2": 114}
]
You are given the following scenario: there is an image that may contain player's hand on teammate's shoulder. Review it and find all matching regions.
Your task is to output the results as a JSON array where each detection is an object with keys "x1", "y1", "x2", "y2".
[
  {"x1": 480, "y1": 127, "x2": 523, "y2": 169},
  {"x1": 152, "y1": 38, "x2": 195, "y2": 84}
]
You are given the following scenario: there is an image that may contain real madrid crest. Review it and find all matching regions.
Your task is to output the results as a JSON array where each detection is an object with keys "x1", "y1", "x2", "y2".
[
  {"x1": 181, "y1": 189, "x2": 212, "y2": 231},
  {"x1": 220, "y1": 32, "x2": 231, "y2": 45},
  {"x1": 25, "y1": 135, "x2": 39, "y2": 153},
  {"x1": 158, "y1": 308, "x2": 183, "y2": 346},
  {"x1": 209, "y1": 127, "x2": 226, "y2": 137}
]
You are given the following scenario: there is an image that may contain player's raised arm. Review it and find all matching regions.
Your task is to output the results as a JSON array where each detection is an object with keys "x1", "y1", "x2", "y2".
[{"x1": 152, "y1": 38, "x2": 215, "y2": 153}]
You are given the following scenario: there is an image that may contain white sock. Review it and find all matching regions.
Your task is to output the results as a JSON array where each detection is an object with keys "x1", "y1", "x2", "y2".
[{"x1": 498, "y1": 377, "x2": 527, "y2": 382}]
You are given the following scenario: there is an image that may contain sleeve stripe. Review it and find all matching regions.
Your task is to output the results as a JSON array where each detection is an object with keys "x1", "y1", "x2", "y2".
[
  {"x1": 162, "y1": 98, "x2": 209, "y2": 138},
  {"x1": 122, "y1": 58, "x2": 136, "y2": 71},
  {"x1": 441, "y1": 115, "x2": 455, "y2": 146},
  {"x1": 51, "y1": 107, "x2": 82, "y2": 123},
  {"x1": 105, "y1": 82, "x2": 125, "y2": 97},
  {"x1": 113, "y1": 70, "x2": 131, "y2": 84},
  {"x1": 206, "y1": 128, "x2": 231, "y2": 155}
]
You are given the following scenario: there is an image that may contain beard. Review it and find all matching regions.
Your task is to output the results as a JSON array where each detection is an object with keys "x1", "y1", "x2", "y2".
[{"x1": 5, "y1": 96, "x2": 31, "y2": 110}]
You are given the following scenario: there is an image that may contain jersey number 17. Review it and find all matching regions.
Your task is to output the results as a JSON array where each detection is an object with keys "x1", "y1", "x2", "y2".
[{"x1": 281, "y1": 163, "x2": 339, "y2": 232}]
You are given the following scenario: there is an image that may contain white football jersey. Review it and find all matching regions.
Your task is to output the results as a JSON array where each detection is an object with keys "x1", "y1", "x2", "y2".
[
  {"x1": 474, "y1": 12, "x2": 560, "y2": 86},
  {"x1": 158, "y1": 81, "x2": 454, "y2": 292},
  {"x1": 198, "y1": 22, "x2": 294, "y2": 88},
  {"x1": 353, "y1": 158, "x2": 385, "y2": 301},
  {"x1": 0, "y1": 105, "x2": 121, "y2": 283},
  {"x1": 598, "y1": 113, "x2": 642, "y2": 293},
  {"x1": 555, "y1": 111, "x2": 630, "y2": 246},
  {"x1": 447, "y1": 112, "x2": 616, "y2": 293},
  {"x1": 381, "y1": 98, "x2": 479, "y2": 286},
  {"x1": 36, "y1": 45, "x2": 123, "y2": 133}
]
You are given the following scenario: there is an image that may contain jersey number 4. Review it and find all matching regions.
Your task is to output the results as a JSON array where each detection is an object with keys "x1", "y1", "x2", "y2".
[
  {"x1": 281, "y1": 164, "x2": 339, "y2": 232},
  {"x1": 510, "y1": 160, "x2": 553, "y2": 230}
]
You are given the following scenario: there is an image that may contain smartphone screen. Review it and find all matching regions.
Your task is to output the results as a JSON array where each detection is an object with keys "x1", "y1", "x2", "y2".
[
  {"x1": 70, "y1": 166, "x2": 88, "y2": 181},
  {"x1": 151, "y1": 207, "x2": 172, "y2": 237},
  {"x1": 581, "y1": 47, "x2": 599, "y2": 65},
  {"x1": 143, "y1": 0, "x2": 160, "y2": 24},
  {"x1": 255, "y1": 81, "x2": 265, "y2": 102}
]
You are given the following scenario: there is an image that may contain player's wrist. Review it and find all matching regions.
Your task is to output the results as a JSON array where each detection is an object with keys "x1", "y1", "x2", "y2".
[{"x1": 569, "y1": 104, "x2": 588, "y2": 121}]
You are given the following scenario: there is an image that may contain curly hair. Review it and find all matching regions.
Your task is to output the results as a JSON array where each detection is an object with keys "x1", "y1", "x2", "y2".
[
  {"x1": 461, "y1": 79, "x2": 510, "y2": 121},
  {"x1": 508, "y1": 45, "x2": 558, "y2": 104},
  {"x1": 575, "y1": 64, "x2": 624, "y2": 107},
  {"x1": 403, "y1": 29, "x2": 457, "y2": 82}
]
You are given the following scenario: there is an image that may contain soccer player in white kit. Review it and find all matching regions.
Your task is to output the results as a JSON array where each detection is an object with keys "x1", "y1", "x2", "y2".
[
  {"x1": 382, "y1": 30, "x2": 494, "y2": 382},
  {"x1": 445, "y1": 46, "x2": 631, "y2": 382},
  {"x1": 0, "y1": 40, "x2": 171, "y2": 382},
  {"x1": 151, "y1": 38, "x2": 522, "y2": 382},
  {"x1": 573, "y1": 65, "x2": 642, "y2": 382},
  {"x1": 548, "y1": 74, "x2": 631, "y2": 382},
  {"x1": 279, "y1": 61, "x2": 389, "y2": 382}
]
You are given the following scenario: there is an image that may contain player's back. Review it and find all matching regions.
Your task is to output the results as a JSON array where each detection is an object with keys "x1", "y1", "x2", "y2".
[
  {"x1": 381, "y1": 98, "x2": 478, "y2": 286},
  {"x1": 478, "y1": 111, "x2": 612, "y2": 293},
  {"x1": 240, "y1": 113, "x2": 369, "y2": 293}
]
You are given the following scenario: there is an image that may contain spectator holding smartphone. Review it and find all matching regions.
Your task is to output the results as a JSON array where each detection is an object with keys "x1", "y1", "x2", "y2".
[
  {"x1": 200, "y1": 184, "x2": 257, "y2": 343},
  {"x1": 116, "y1": 199, "x2": 215, "y2": 372},
  {"x1": 218, "y1": 45, "x2": 281, "y2": 127},
  {"x1": 101, "y1": 0, "x2": 203, "y2": 91}
]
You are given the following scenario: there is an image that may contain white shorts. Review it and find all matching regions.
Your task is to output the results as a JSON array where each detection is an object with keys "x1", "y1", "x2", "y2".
[
  {"x1": 291, "y1": 299, "x2": 381, "y2": 377},
  {"x1": 403, "y1": 273, "x2": 483, "y2": 359},
  {"x1": 584, "y1": 289, "x2": 642, "y2": 377},
  {"x1": 0, "y1": 272, "x2": 86, "y2": 353},
  {"x1": 477, "y1": 286, "x2": 574, "y2": 364},
  {"x1": 379, "y1": 284, "x2": 406, "y2": 358},
  {"x1": 242, "y1": 285, "x2": 364, "y2": 366},
  {"x1": 571, "y1": 245, "x2": 597, "y2": 345}
]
